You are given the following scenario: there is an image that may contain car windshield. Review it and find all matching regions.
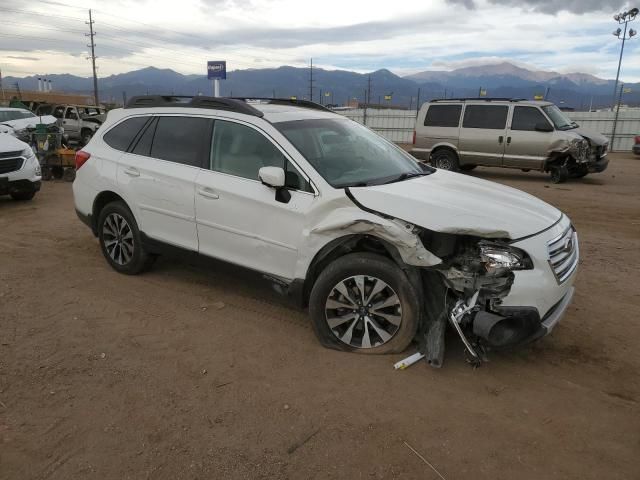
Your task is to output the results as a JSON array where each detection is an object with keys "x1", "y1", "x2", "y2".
[
  {"x1": 274, "y1": 118, "x2": 430, "y2": 188},
  {"x1": 0, "y1": 110, "x2": 36, "y2": 122},
  {"x1": 542, "y1": 105, "x2": 576, "y2": 130}
]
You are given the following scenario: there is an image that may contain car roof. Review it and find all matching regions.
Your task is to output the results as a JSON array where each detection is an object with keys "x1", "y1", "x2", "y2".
[
  {"x1": 250, "y1": 103, "x2": 340, "y2": 123},
  {"x1": 0, "y1": 107, "x2": 33, "y2": 112}
]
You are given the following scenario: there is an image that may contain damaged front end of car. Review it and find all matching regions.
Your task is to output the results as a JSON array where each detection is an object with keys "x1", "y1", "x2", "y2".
[{"x1": 417, "y1": 232, "x2": 540, "y2": 367}]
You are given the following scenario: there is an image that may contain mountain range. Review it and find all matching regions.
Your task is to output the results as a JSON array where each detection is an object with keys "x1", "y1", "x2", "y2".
[{"x1": 3, "y1": 62, "x2": 638, "y2": 110}]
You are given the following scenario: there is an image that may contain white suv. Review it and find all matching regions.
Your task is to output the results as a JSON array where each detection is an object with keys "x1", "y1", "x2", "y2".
[
  {"x1": 73, "y1": 96, "x2": 578, "y2": 366},
  {"x1": 0, "y1": 133, "x2": 42, "y2": 201}
]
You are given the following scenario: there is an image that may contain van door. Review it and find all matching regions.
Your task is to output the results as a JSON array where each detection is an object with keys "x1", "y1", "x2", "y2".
[
  {"x1": 458, "y1": 104, "x2": 509, "y2": 166},
  {"x1": 414, "y1": 104, "x2": 462, "y2": 158},
  {"x1": 504, "y1": 106, "x2": 554, "y2": 169}
]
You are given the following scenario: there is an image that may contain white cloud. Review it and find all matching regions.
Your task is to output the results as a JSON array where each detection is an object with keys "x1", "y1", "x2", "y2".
[{"x1": 1, "y1": 0, "x2": 639, "y2": 82}]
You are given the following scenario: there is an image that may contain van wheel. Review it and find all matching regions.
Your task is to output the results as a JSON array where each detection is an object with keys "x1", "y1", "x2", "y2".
[
  {"x1": 309, "y1": 253, "x2": 419, "y2": 354},
  {"x1": 431, "y1": 149, "x2": 459, "y2": 172},
  {"x1": 460, "y1": 164, "x2": 477, "y2": 171},
  {"x1": 550, "y1": 166, "x2": 569, "y2": 184},
  {"x1": 97, "y1": 201, "x2": 155, "y2": 275}
]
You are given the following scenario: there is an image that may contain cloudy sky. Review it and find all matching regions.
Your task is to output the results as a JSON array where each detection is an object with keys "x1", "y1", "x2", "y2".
[{"x1": 1, "y1": 0, "x2": 639, "y2": 80}]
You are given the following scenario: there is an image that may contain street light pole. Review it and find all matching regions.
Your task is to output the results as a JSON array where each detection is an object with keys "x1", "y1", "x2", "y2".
[{"x1": 611, "y1": 8, "x2": 638, "y2": 110}]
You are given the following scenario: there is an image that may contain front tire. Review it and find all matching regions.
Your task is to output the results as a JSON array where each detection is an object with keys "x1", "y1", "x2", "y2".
[
  {"x1": 81, "y1": 129, "x2": 94, "y2": 146},
  {"x1": 309, "y1": 253, "x2": 419, "y2": 354},
  {"x1": 97, "y1": 201, "x2": 155, "y2": 275},
  {"x1": 10, "y1": 191, "x2": 36, "y2": 201},
  {"x1": 430, "y1": 149, "x2": 460, "y2": 172},
  {"x1": 550, "y1": 166, "x2": 569, "y2": 184}
]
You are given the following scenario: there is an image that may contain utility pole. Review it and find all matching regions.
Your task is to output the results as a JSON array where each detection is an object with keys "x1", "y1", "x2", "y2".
[
  {"x1": 415, "y1": 87, "x2": 421, "y2": 117},
  {"x1": 611, "y1": 83, "x2": 625, "y2": 150},
  {"x1": 86, "y1": 9, "x2": 99, "y2": 105},
  {"x1": 309, "y1": 58, "x2": 314, "y2": 102},
  {"x1": 319, "y1": 88, "x2": 323, "y2": 105}
]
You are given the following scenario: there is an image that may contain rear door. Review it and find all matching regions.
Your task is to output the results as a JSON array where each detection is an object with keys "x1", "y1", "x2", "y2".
[
  {"x1": 458, "y1": 104, "x2": 509, "y2": 166},
  {"x1": 194, "y1": 119, "x2": 315, "y2": 279},
  {"x1": 415, "y1": 104, "x2": 462, "y2": 154},
  {"x1": 117, "y1": 115, "x2": 212, "y2": 251},
  {"x1": 504, "y1": 106, "x2": 554, "y2": 169}
]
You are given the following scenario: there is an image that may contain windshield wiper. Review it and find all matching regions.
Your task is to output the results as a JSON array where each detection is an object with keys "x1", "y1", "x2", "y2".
[{"x1": 381, "y1": 171, "x2": 427, "y2": 184}]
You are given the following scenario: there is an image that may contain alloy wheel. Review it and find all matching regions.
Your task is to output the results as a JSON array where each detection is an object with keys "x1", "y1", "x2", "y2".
[
  {"x1": 324, "y1": 275, "x2": 402, "y2": 349},
  {"x1": 102, "y1": 213, "x2": 134, "y2": 265}
]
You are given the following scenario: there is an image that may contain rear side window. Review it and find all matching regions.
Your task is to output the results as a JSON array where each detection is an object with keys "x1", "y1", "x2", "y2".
[
  {"x1": 462, "y1": 105, "x2": 508, "y2": 129},
  {"x1": 103, "y1": 116, "x2": 150, "y2": 151},
  {"x1": 150, "y1": 116, "x2": 213, "y2": 167},
  {"x1": 511, "y1": 106, "x2": 550, "y2": 131},
  {"x1": 424, "y1": 105, "x2": 462, "y2": 127}
]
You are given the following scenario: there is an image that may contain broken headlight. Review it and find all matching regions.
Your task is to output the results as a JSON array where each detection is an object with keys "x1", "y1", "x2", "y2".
[{"x1": 479, "y1": 243, "x2": 532, "y2": 276}]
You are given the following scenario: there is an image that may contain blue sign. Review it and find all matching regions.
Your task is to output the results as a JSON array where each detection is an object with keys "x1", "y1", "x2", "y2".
[{"x1": 207, "y1": 61, "x2": 226, "y2": 80}]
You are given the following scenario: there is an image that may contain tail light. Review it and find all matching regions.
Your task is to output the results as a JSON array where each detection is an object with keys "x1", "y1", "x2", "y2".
[
  {"x1": 75, "y1": 150, "x2": 91, "y2": 170},
  {"x1": 635, "y1": 135, "x2": 640, "y2": 144},
  {"x1": 412, "y1": 130, "x2": 416, "y2": 145}
]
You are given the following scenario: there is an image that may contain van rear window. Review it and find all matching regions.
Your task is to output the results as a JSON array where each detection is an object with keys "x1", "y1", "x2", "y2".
[{"x1": 424, "y1": 105, "x2": 462, "y2": 127}]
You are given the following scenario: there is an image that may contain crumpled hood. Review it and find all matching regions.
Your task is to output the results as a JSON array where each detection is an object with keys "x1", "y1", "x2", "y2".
[
  {"x1": 574, "y1": 127, "x2": 608, "y2": 147},
  {"x1": 0, "y1": 115, "x2": 57, "y2": 131},
  {"x1": 349, "y1": 170, "x2": 562, "y2": 240}
]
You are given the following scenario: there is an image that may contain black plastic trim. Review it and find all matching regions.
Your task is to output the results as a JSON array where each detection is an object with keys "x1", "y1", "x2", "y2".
[
  {"x1": 125, "y1": 96, "x2": 264, "y2": 118},
  {"x1": 230, "y1": 97, "x2": 334, "y2": 113}
]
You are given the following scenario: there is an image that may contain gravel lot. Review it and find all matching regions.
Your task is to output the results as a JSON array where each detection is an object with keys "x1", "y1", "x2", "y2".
[{"x1": 1, "y1": 153, "x2": 639, "y2": 480}]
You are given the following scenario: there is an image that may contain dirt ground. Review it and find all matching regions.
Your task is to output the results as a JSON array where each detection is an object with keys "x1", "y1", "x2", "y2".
[{"x1": 1, "y1": 153, "x2": 639, "y2": 480}]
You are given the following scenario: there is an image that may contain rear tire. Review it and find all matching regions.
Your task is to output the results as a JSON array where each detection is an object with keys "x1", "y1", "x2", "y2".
[
  {"x1": 97, "y1": 201, "x2": 155, "y2": 275},
  {"x1": 431, "y1": 149, "x2": 459, "y2": 172},
  {"x1": 309, "y1": 253, "x2": 419, "y2": 354}
]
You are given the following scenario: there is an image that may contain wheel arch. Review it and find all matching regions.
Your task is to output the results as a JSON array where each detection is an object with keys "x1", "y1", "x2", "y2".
[
  {"x1": 91, "y1": 190, "x2": 129, "y2": 235},
  {"x1": 430, "y1": 144, "x2": 460, "y2": 162},
  {"x1": 296, "y1": 233, "x2": 422, "y2": 308}
]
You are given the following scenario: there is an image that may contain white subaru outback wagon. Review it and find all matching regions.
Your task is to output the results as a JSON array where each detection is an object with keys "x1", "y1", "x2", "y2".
[{"x1": 73, "y1": 96, "x2": 578, "y2": 366}]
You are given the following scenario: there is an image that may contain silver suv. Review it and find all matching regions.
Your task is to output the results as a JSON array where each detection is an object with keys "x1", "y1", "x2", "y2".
[{"x1": 411, "y1": 98, "x2": 609, "y2": 183}]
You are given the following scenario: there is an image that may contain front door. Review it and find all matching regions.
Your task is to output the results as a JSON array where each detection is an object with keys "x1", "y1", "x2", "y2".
[
  {"x1": 503, "y1": 106, "x2": 554, "y2": 169},
  {"x1": 63, "y1": 107, "x2": 80, "y2": 138},
  {"x1": 117, "y1": 115, "x2": 212, "y2": 251},
  {"x1": 195, "y1": 119, "x2": 315, "y2": 279},
  {"x1": 458, "y1": 104, "x2": 509, "y2": 166}
]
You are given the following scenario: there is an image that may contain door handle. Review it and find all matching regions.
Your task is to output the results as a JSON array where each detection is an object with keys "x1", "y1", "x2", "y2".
[
  {"x1": 123, "y1": 167, "x2": 140, "y2": 177},
  {"x1": 197, "y1": 188, "x2": 219, "y2": 199},
  {"x1": 498, "y1": 136, "x2": 504, "y2": 144},
  {"x1": 507, "y1": 136, "x2": 512, "y2": 145}
]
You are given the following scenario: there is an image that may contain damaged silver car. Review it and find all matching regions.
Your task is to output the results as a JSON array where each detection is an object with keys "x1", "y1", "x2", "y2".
[
  {"x1": 411, "y1": 98, "x2": 609, "y2": 184},
  {"x1": 73, "y1": 96, "x2": 578, "y2": 367}
]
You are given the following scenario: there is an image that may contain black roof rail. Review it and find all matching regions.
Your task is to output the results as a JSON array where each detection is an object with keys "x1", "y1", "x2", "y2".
[
  {"x1": 124, "y1": 95, "x2": 264, "y2": 117},
  {"x1": 430, "y1": 97, "x2": 529, "y2": 103},
  {"x1": 230, "y1": 97, "x2": 334, "y2": 113}
]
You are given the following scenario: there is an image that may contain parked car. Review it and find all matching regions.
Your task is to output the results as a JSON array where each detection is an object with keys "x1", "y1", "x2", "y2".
[
  {"x1": 411, "y1": 98, "x2": 609, "y2": 183},
  {"x1": 0, "y1": 133, "x2": 42, "y2": 201},
  {"x1": 73, "y1": 96, "x2": 578, "y2": 366},
  {"x1": 0, "y1": 107, "x2": 58, "y2": 142},
  {"x1": 37, "y1": 104, "x2": 105, "y2": 145},
  {"x1": 633, "y1": 135, "x2": 640, "y2": 156}
]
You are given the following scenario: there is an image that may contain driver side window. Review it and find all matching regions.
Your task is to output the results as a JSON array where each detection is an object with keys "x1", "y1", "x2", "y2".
[
  {"x1": 65, "y1": 108, "x2": 78, "y2": 120},
  {"x1": 210, "y1": 120, "x2": 312, "y2": 192}
]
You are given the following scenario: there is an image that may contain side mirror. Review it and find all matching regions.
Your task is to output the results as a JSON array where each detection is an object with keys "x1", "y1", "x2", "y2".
[
  {"x1": 258, "y1": 166, "x2": 285, "y2": 188},
  {"x1": 535, "y1": 122, "x2": 553, "y2": 132}
]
